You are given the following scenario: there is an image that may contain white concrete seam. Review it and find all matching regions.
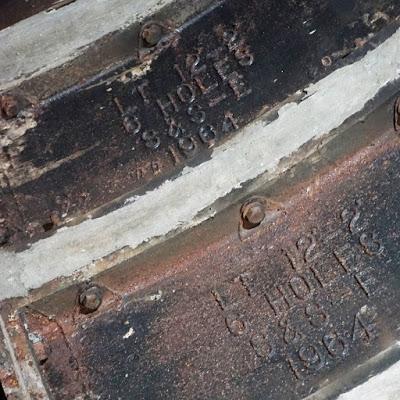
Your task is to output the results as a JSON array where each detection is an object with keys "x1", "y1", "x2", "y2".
[
  {"x1": 338, "y1": 356, "x2": 400, "y2": 400},
  {"x1": 0, "y1": 0, "x2": 175, "y2": 90}
]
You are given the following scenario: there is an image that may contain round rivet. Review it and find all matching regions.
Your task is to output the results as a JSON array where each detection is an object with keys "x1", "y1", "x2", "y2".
[
  {"x1": 141, "y1": 23, "x2": 163, "y2": 47},
  {"x1": 79, "y1": 286, "x2": 102, "y2": 314},
  {"x1": 242, "y1": 201, "x2": 266, "y2": 229}
]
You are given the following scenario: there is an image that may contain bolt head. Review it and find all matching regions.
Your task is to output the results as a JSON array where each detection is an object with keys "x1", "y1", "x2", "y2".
[
  {"x1": 79, "y1": 286, "x2": 102, "y2": 314},
  {"x1": 142, "y1": 24, "x2": 163, "y2": 47},
  {"x1": 242, "y1": 201, "x2": 266, "y2": 228},
  {"x1": 0, "y1": 95, "x2": 19, "y2": 119},
  {"x1": 321, "y1": 56, "x2": 332, "y2": 67},
  {"x1": 226, "y1": 316, "x2": 246, "y2": 336}
]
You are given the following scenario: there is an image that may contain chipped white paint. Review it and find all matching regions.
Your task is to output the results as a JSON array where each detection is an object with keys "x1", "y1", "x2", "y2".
[
  {"x1": 116, "y1": 61, "x2": 153, "y2": 84},
  {"x1": 0, "y1": 0, "x2": 175, "y2": 90},
  {"x1": 0, "y1": 28, "x2": 399, "y2": 301},
  {"x1": 338, "y1": 360, "x2": 400, "y2": 400},
  {"x1": 122, "y1": 327, "x2": 135, "y2": 339},
  {"x1": 0, "y1": 112, "x2": 37, "y2": 148},
  {"x1": 148, "y1": 290, "x2": 163, "y2": 301}
]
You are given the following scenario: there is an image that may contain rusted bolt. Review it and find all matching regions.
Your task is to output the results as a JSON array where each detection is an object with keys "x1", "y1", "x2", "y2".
[
  {"x1": 242, "y1": 200, "x2": 266, "y2": 229},
  {"x1": 141, "y1": 23, "x2": 163, "y2": 47},
  {"x1": 79, "y1": 286, "x2": 102, "y2": 314},
  {"x1": 394, "y1": 97, "x2": 400, "y2": 132},
  {"x1": 226, "y1": 316, "x2": 246, "y2": 336},
  {"x1": 321, "y1": 56, "x2": 332, "y2": 67},
  {"x1": 0, "y1": 95, "x2": 19, "y2": 119}
]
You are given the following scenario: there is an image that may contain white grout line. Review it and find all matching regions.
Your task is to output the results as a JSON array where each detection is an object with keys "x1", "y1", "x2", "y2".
[
  {"x1": 0, "y1": 0, "x2": 175, "y2": 90},
  {"x1": 0, "y1": 28, "x2": 399, "y2": 301},
  {"x1": 338, "y1": 356, "x2": 400, "y2": 399}
]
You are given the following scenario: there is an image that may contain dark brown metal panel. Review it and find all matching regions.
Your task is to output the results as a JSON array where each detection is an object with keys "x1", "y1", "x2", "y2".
[{"x1": 2, "y1": 0, "x2": 399, "y2": 249}]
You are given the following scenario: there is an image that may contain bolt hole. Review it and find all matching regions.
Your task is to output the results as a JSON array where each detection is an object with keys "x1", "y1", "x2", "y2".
[
  {"x1": 0, "y1": 380, "x2": 7, "y2": 400},
  {"x1": 39, "y1": 358, "x2": 48, "y2": 366},
  {"x1": 42, "y1": 222, "x2": 55, "y2": 232}
]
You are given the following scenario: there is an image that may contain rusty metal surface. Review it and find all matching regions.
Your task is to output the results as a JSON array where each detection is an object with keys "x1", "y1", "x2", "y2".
[
  {"x1": 1, "y1": 0, "x2": 399, "y2": 249},
  {"x1": 1, "y1": 90, "x2": 400, "y2": 399}
]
